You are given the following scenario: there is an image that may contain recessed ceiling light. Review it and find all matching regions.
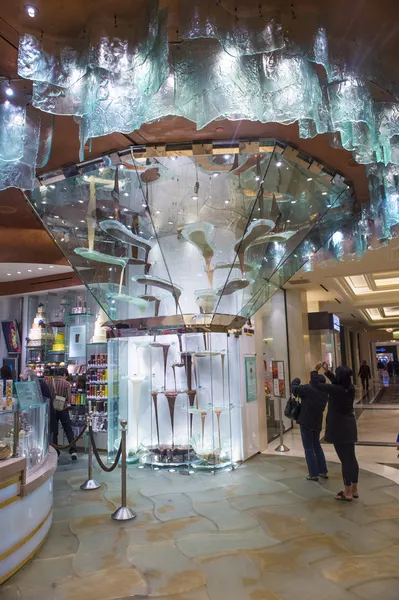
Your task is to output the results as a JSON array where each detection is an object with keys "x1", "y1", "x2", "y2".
[
  {"x1": 212, "y1": 173, "x2": 219, "y2": 177},
  {"x1": 326, "y1": 203, "x2": 332, "y2": 208},
  {"x1": 276, "y1": 161, "x2": 282, "y2": 167},
  {"x1": 54, "y1": 215, "x2": 59, "y2": 218},
  {"x1": 49, "y1": 184, "x2": 55, "y2": 189},
  {"x1": 156, "y1": 210, "x2": 160, "y2": 214},
  {"x1": 5, "y1": 86, "x2": 13, "y2": 97},
  {"x1": 322, "y1": 191, "x2": 328, "y2": 195},
  {"x1": 224, "y1": 200, "x2": 229, "y2": 204},
  {"x1": 291, "y1": 200, "x2": 297, "y2": 204},
  {"x1": 168, "y1": 221, "x2": 173, "y2": 225},
  {"x1": 142, "y1": 203, "x2": 146, "y2": 207},
  {"x1": 119, "y1": 165, "x2": 124, "y2": 170},
  {"x1": 255, "y1": 176, "x2": 260, "y2": 181},
  {"x1": 75, "y1": 227, "x2": 79, "y2": 230},
  {"x1": 307, "y1": 177, "x2": 312, "y2": 181},
  {"x1": 287, "y1": 219, "x2": 291, "y2": 223},
  {"x1": 170, "y1": 156, "x2": 177, "y2": 161},
  {"x1": 38, "y1": 267, "x2": 43, "y2": 270},
  {"x1": 17, "y1": 271, "x2": 21, "y2": 274},
  {"x1": 109, "y1": 216, "x2": 114, "y2": 219},
  {"x1": 27, "y1": 269, "x2": 32, "y2": 272},
  {"x1": 60, "y1": 238, "x2": 65, "y2": 242},
  {"x1": 78, "y1": 200, "x2": 84, "y2": 204},
  {"x1": 191, "y1": 195, "x2": 198, "y2": 200},
  {"x1": 224, "y1": 154, "x2": 230, "y2": 159},
  {"x1": 139, "y1": 230, "x2": 143, "y2": 234},
  {"x1": 109, "y1": 268, "x2": 112, "y2": 271},
  {"x1": 124, "y1": 192, "x2": 129, "y2": 197},
  {"x1": 26, "y1": 5, "x2": 38, "y2": 17},
  {"x1": 41, "y1": 201, "x2": 46, "y2": 204},
  {"x1": 7, "y1": 273, "x2": 11, "y2": 276},
  {"x1": 123, "y1": 208, "x2": 128, "y2": 212},
  {"x1": 80, "y1": 220, "x2": 85, "y2": 223},
  {"x1": 49, "y1": 265, "x2": 54, "y2": 268},
  {"x1": 83, "y1": 175, "x2": 89, "y2": 180}
]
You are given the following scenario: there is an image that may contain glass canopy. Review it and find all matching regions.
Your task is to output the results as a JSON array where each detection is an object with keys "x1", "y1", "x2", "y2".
[{"x1": 27, "y1": 143, "x2": 354, "y2": 329}]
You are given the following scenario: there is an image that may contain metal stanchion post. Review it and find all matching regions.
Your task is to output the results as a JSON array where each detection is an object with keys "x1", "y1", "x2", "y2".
[
  {"x1": 274, "y1": 397, "x2": 290, "y2": 453},
  {"x1": 12, "y1": 410, "x2": 20, "y2": 458},
  {"x1": 111, "y1": 420, "x2": 136, "y2": 521},
  {"x1": 81, "y1": 412, "x2": 101, "y2": 490}
]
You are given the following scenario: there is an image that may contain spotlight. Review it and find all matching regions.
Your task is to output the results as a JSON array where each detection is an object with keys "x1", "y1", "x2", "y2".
[
  {"x1": 212, "y1": 172, "x2": 219, "y2": 177},
  {"x1": 80, "y1": 220, "x2": 85, "y2": 223},
  {"x1": 26, "y1": 5, "x2": 37, "y2": 17},
  {"x1": 17, "y1": 271, "x2": 21, "y2": 274},
  {"x1": 5, "y1": 86, "x2": 13, "y2": 97},
  {"x1": 38, "y1": 267, "x2": 43, "y2": 270},
  {"x1": 276, "y1": 161, "x2": 282, "y2": 167},
  {"x1": 49, "y1": 265, "x2": 54, "y2": 268},
  {"x1": 27, "y1": 269, "x2": 32, "y2": 272},
  {"x1": 7, "y1": 273, "x2": 11, "y2": 276}
]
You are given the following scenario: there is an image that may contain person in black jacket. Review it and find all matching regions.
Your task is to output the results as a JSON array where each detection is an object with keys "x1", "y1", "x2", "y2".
[
  {"x1": 291, "y1": 372, "x2": 328, "y2": 481},
  {"x1": 358, "y1": 360, "x2": 371, "y2": 393},
  {"x1": 313, "y1": 363, "x2": 359, "y2": 501}
]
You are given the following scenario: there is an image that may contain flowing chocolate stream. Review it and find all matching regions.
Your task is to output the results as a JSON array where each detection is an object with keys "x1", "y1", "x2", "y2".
[
  {"x1": 200, "y1": 409, "x2": 207, "y2": 449},
  {"x1": 151, "y1": 391, "x2": 160, "y2": 446},
  {"x1": 214, "y1": 408, "x2": 222, "y2": 449},
  {"x1": 165, "y1": 391, "x2": 178, "y2": 447},
  {"x1": 181, "y1": 352, "x2": 193, "y2": 390},
  {"x1": 187, "y1": 390, "x2": 197, "y2": 437},
  {"x1": 151, "y1": 343, "x2": 170, "y2": 389},
  {"x1": 171, "y1": 362, "x2": 184, "y2": 391}
]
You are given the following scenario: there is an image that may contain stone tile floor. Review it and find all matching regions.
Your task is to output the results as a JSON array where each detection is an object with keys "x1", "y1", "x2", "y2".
[{"x1": 2, "y1": 455, "x2": 399, "y2": 600}]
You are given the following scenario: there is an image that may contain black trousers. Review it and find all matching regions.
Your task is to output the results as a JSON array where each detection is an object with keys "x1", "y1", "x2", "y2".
[
  {"x1": 333, "y1": 442, "x2": 359, "y2": 486},
  {"x1": 54, "y1": 409, "x2": 77, "y2": 454},
  {"x1": 361, "y1": 377, "x2": 369, "y2": 391}
]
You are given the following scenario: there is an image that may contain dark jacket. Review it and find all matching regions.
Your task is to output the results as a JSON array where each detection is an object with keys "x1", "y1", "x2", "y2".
[
  {"x1": 291, "y1": 373, "x2": 328, "y2": 432},
  {"x1": 312, "y1": 367, "x2": 357, "y2": 444},
  {"x1": 39, "y1": 378, "x2": 57, "y2": 442},
  {"x1": 358, "y1": 364, "x2": 371, "y2": 379}
]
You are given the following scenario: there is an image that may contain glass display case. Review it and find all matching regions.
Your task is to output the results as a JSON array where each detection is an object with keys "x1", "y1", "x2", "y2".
[
  {"x1": 0, "y1": 402, "x2": 48, "y2": 473},
  {"x1": 108, "y1": 330, "x2": 241, "y2": 472}
]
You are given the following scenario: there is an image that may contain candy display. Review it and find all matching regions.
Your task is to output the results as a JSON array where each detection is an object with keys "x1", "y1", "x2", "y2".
[
  {"x1": 90, "y1": 309, "x2": 108, "y2": 343},
  {"x1": 52, "y1": 332, "x2": 65, "y2": 352}
]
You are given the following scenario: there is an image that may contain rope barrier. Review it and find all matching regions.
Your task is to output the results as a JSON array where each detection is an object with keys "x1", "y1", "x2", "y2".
[
  {"x1": 51, "y1": 423, "x2": 88, "y2": 451},
  {"x1": 89, "y1": 424, "x2": 122, "y2": 472}
]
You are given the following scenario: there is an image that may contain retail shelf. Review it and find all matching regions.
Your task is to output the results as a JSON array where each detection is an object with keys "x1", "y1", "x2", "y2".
[
  {"x1": 87, "y1": 342, "x2": 108, "y2": 346},
  {"x1": 67, "y1": 313, "x2": 94, "y2": 318},
  {"x1": 87, "y1": 381, "x2": 108, "y2": 384}
]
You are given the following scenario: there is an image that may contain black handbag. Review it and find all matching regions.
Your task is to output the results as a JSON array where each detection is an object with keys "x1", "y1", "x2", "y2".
[{"x1": 284, "y1": 395, "x2": 301, "y2": 421}]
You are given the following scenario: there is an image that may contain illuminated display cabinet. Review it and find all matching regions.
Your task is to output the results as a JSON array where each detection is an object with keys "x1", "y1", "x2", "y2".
[{"x1": 28, "y1": 143, "x2": 355, "y2": 470}]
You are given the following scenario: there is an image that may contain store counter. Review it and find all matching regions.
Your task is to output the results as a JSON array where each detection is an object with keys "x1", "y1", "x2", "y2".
[{"x1": 0, "y1": 401, "x2": 56, "y2": 584}]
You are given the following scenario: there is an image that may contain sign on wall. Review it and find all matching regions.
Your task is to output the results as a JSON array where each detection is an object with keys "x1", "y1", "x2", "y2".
[
  {"x1": 69, "y1": 325, "x2": 86, "y2": 358},
  {"x1": 244, "y1": 355, "x2": 258, "y2": 403},
  {"x1": 272, "y1": 360, "x2": 285, "y2": 397}
]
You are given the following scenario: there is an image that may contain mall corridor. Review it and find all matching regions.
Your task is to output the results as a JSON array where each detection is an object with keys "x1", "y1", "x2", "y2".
[{"x1": 1, "y1": 452, "x2": 399, "y2": 600}]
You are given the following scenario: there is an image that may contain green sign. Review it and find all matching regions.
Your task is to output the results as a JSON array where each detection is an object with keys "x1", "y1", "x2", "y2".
[
  {"x1": 14, "y1": 380, "x2": 43, "y2": 409},
  {"x1": 245, "y1": 355, "x2": 258, "y2": 403}
]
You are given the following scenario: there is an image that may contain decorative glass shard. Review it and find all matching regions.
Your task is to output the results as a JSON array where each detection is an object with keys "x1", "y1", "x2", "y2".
[
  {"x1": 99, "y1": 219, "x2": 154, "y2": 252},
  {"x1": 18, "y1": 33, "x2": 89, "y2": 87},
  {"x1": 178, "y1": 0, "x2": 285, "y2": 57},
  {"x1": 107, "y1": 292, "x2": 149, "y2": 312},
  {"x1": 0, "y1": 99, "x2": 26, "y2": 162},
  {"x1": 217, "y1": 279, "x2": 252, "y2": 296},
  {"x1": 132, "y1": 274, "x2": 183, "y2": 308},
  {"x1": 74, "y1": 247, "x2": 130, "y2": 267},
  {"x1": 0, "y1": 108, "x2": 40, "y2": 191}
]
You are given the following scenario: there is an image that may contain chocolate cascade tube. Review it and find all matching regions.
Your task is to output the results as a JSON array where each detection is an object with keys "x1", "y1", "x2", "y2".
[
  {"x1": 181, "y1": 352, "x2": 193, "y2": 390},
  {"x1": 171, "y1": 362, "x2": 184, "y2": 391},
  {"x1": 165, "y1": 391, "x2": 178, "y2": 447},
  {"x1": 151, "y1": 391, "x2": 160, "y2": 446}
]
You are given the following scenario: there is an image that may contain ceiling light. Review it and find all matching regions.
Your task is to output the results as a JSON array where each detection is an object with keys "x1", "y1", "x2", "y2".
[
  {"x1": 124, "y1": 192, "x2": 129, "y2": 197},
  {"x1": 168, "y1": 221, "x2": 173, "y2": 225},
  {"x1": 41, "y1": 201, "x2": 46, "y2": 204},
  {"x1": 98, "y1": 167, "x2": 104, "y2": 173},
  {"x1": 156, "y1": 210, "x2": 160, "y2": 214},
  {"x1": 307, "y1": 177, "x2": 312, "y2": 181},
  {"x1": 78, "y1": 200, "x2": 84, "y2": 204},
  {"x1": 224, "y1": 154, "x2": 230, "y2": 159},
  {"x1": 119, "y1": 165, "x2": 124, "y2": 170},
  {"x1": 276, "y1": 161, "x2": 282, "y2": 167},
  {"x1": 326, "y1": 203, "x2": 332, "y2": 208},
  {"x1": 322, "y1": 191, "x2": 328, "y2": 195},
  {"x1": 75, "y1": 227, "x2": 79, "y2": 230},
  {"x1": 191, "y1": 195, "x2": 198, "y2": 200},
  {"x1": 7, "y1": 273, "x2": 11, "y2": 276},
  {"x1": 109, "y1": 268, "x2": 112, "y2": 272},
  {"x1": 54, "y1": 215, "x2": 59, "y2": 218},
  {"x1": 139, "y1": 230, "x2": 143, "y2": 234},
  {"x1": 291, "y1": 200, "x2": 297, "y2": 204},
  {"x1": 26, "y1": 5, "x2": 37, "y2": 17},
  {"x1": 224, "y1": 200, "x2": 229, "y2": 204},
  {"x1": 80, "y1": 220, "x2": 85, "y2": 223},
  {"x1": 83, "y1": 175, "x2": 89, "y2": 180},
  {"x1": 27, "y1": 269, "x2": 32, "y2": 272},
  {"x1": 170, "y1": 156, "x2": 177, "y2": 161},
  {"x1": 141, "y1": 203, "x2": 146, "y2": 207},
  {"x1": 49, "y1": 265, "x2": 53, "y2": 268},
  {"x1": 255, "y1": 175, "x2": 260, "y2": 181},
  {"x1": 39, "y1": 185, "x2": 46, "y2": 191},
  {"x1": 287, "y1": 219, "x2": 291, "y2": 223},
  {"x1": 123, "y1": 208, "x2": 128, "y2": 212},
  {"x1": 212, "y1": 172, "x2": 219, "y2": 177},
  {"x1": 109, "y1": 216, "x2": 114, "y2": 219},
  {"x1": 49, "y1": 184, "x2": 55, "y2": 189},
  {"x1": 38, "y1": 267, "x2": 42, "y2": 270},
  {"x1": 17, "y1": 271, "x2": 21, "y2": 274},
  {"x1": 5, "y1": 86, "x2": 13, "y2": 97},
  {"x1": 60, "y1": 238, "x2": 65, "y2": 242}
]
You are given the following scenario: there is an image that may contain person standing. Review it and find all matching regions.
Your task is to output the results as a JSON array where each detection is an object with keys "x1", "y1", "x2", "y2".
[
  {"x1": 51, "y1": 368, "x2": 78, "y2": 461},
  {"x1": 387, "y1": 360, "x2": 394, "y2": 378},
  {"x1": 358, "y1": 360, "x2": 371, "y2": 393},
  {"x1": 291, "y1": 372, "x2": 328, "y2": 481},
  {"x1": 313, "y1": 363, "x2": 358, "y2": 501}
]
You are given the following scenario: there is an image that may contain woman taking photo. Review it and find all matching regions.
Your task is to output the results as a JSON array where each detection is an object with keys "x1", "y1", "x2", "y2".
[{"x1": 313, "y1": 363, "x2": 359, "y2": 501}]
